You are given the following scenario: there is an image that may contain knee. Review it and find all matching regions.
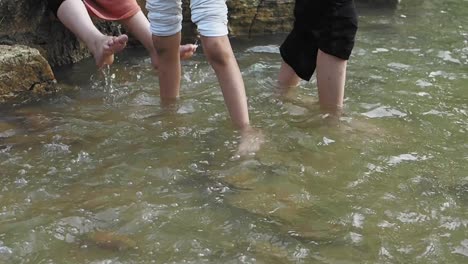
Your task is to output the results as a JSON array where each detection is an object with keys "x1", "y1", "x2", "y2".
[
  {"x1": 154, "y1": 44, "x2": 174, "y2": 58},
  {"x1": 203, "y1": 40, "x2": 233, "y2": 66}
]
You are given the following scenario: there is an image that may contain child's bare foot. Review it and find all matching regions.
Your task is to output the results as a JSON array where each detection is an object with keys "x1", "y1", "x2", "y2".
[
  {"x1": 150, "y1": 44, "x2": 198, "y2": 70},
  {"x1": 180, "y1": 44, "x2": 197, "y2": 60},
  {"x1": 92, "y1": 34, "x2": 128, "y2": 69},
  {"x1": 237, "y1": 126, "x2": 265, "y2": 157}
]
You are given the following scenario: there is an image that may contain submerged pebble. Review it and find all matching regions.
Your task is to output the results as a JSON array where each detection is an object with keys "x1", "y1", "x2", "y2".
[
  {"x1": 84, "y1": 231, "x2": 137, "y2": 251},
  {"x1": 226, "y1": 184, "x2": 344, "y2": 241},
  {"x1": 251, "y1": 241, "x2": 290, "y2": 262}
]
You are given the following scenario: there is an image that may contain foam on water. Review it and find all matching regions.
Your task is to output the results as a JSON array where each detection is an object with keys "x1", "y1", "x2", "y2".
[
  {"x1": 362, "y1": 106, "x2": 407, "y2": 118},
  {"x1": 245, "y1": 45, "x2": 280, "y2": 54}
]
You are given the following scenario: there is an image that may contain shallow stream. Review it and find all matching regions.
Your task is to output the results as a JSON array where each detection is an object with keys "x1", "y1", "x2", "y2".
[{"x1": 1, "y1": 0, "x2": 467, "y2": 263}]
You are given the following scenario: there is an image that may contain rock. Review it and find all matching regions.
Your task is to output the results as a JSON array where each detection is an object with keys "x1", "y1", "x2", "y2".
[
  {"x1": 251, "y1": 241, "x2": 290, "y2": 263},
  {"x1": 225, "y1": 177, "x2": 345, "y2": 241},
  {"x1": 226, "y1": 0, "x2": 295, "y2": 37},
  {"x1": 227, "y1": 189, "x2": 345, "y2": 241},
  {"x1": 0, "y1": 45, "x2": 56, "y2": 103},
  {"x1": 84, "y1": 231, "x2": 137, "y2": 251}
]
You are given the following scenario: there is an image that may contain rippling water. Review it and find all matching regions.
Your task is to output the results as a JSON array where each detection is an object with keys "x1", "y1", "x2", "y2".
[{"x1": 1, "y1": 0, "x2": 467, "y2": 263}]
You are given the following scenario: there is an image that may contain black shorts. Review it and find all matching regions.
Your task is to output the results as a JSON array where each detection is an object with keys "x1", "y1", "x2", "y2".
[
  {"x1": 48, "y1": 0, "x2": 66, "y2": 17},
  {"x1": 280, "y1": 0, "x2": 358, "y2": 81}
]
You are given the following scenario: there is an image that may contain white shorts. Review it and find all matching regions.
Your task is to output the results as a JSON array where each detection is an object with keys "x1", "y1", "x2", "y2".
[{"x1": 146, "y1": 0, "x2": 228, "y2": 37}]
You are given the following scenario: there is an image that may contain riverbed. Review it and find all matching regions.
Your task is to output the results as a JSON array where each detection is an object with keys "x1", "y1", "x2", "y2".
[{"x1": 1, "y1": 0, "x2": 467, "y2": 263}]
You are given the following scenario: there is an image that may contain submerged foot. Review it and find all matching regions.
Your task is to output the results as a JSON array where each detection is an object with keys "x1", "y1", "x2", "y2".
[
  {"x1": 237, "y1": 127, "x2": 265, "y2": 157},
  {"x1": 93, "y1": 34, "x2": 128, "y2": 69}
]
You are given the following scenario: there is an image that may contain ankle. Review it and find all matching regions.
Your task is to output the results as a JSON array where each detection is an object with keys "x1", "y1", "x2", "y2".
[{"x1": 89, "y1": 36, "x2": 105, "y2": 56}]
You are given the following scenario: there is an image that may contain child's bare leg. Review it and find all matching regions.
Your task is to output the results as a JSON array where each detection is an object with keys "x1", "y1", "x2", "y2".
[
  {"x1": 200, "y1": 35, "x2": 262, "y2": 156},
  {"x1": 152, "y1": 33, "x2": 181, "y2": 99},
  {"x1": 277, "y1": 60, "x2": 303, "y2": 100},
  {"x1": 316, "y1": 49, "x2": 347, "y2": 115},
  {"x1": 119, "y1": 11, "x2": 197, "y2": 70},
  {"x1": 200, "y1": 35, "x2": 250, "y2": 129},
  {"x1": 57, "y1": 0, "x2": 127, "y2": 68},
  {"x1": 119, "y1": 11, "x2": 158, "y2": 67},
  {"x1": 278, "y1": 61, "x2": 301, "y2": 89}
]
